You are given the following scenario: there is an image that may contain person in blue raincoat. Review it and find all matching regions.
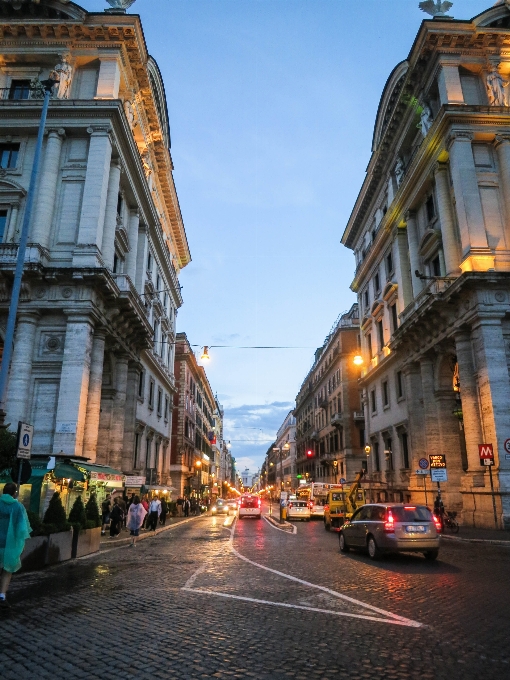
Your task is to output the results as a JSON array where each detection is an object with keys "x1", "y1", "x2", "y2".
[{"x1": 0, "y1": 482, "x2": 32, "y2": 608}]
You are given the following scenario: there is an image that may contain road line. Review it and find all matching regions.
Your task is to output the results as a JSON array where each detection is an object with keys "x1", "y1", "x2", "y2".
[
  {"x1": 263, "y1": 515, "x2": 297, "y2": 535},
  {"x1": 227, "y1": 520, "x2": 422, "y2": 628},
  {"x1": 181, "y1": 588, "x2": 420, "y2": 627},
  {"x1": 183, "y1": 562, "x2": 208, "y2": 589}
]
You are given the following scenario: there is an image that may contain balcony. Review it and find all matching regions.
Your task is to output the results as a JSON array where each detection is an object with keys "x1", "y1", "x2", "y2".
[
  {"x1": 330, "y1": 413, "x2": 342, "y2": 427},
  {"x1": 310, "y1": 430, "x2": 320, "y2": 441},
  {"x1": 353, "y1": 411, "x2": 365, "y2": 421},
  {"x1": 318, "y1": 397, "x2": 328, "y2": 411}
]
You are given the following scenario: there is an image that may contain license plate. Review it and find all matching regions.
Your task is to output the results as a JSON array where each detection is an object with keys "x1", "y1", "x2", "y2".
[{"x1": 406, "y1": 525, "x2": 426, "y2": 533}]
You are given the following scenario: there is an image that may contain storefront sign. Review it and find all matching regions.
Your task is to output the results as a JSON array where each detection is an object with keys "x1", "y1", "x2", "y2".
[
  {"x1": 90, "y1": 471, "x2": 125, "y2": 482},
  {"x1": 125, "y1": 476, "x2": 146, "y2": 486}
]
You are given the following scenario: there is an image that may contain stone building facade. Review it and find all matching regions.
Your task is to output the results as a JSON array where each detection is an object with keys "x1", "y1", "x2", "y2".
[
  {"x1": 294, "y1": 305, "x2": 365, "y2": 486},
  {"x1": 274, "y1": 410, "x2": 296, "y2": 494},
  {"x1": 170, "y1": 333, "x2": 217, "y2": 498},
  {"x1": 0, "y1": 0, "x2": 189, "y2": 490},
  {"x1": 342, "y1": 2, "x2": 510, "y2": 528}
]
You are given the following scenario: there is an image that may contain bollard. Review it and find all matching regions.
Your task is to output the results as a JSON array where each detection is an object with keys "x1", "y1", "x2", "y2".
[{"x1": 281, "y1": 507, "x2": 287, "y2": 521}]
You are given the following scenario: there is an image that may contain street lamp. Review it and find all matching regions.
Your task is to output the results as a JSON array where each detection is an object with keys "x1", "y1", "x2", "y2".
[
  {"x1": 332, "y1": 459, "x2": 338, "y2": 484},
  {"x1": 364, "y1": 444, "x2": 371, "y2": 502},
  {"x1": 353, "y1": 354, "x2": 364, "y2": 366}
]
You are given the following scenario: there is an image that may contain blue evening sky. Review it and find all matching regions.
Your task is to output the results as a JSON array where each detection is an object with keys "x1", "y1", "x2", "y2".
[{"x1": 84, "y1": 0, "x2": 491, "y2": 474}]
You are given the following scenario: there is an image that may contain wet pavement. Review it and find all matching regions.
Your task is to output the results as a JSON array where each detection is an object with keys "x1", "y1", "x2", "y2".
[{"x1": 1, "y1": 506, "x2": 510, "y2": 679}]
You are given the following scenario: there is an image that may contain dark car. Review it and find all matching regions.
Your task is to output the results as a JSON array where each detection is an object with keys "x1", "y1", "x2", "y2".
[{"x1": 339, "y1": 503, "x2": 441, "y2": 561}]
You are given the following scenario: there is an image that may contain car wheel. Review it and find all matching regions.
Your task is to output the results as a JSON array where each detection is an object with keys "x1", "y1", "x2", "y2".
[
  {"x1": 339, "y1": 532, "x2": 349, "y2": 553},
  {"x1": 424, "y1": 549, "x2": 439, "y2": 561},
  {"x1": 367, "y1": 535, "x2": 380, "y2": 560}
]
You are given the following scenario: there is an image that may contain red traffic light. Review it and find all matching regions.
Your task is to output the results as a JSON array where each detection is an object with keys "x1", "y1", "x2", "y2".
[{"x1": 306, "y1": 450, "x2": 313, "y2": 458}]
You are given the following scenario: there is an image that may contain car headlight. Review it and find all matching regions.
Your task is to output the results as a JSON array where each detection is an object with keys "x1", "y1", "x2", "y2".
[{"x1": 212, "y1": 506, "x2": 217, "y2": 512}]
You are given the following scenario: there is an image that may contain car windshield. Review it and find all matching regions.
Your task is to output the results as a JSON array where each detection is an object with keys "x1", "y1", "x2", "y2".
[
  {"x1": 330, "y1": 493, "x2": 345, "y2": 502},
  {"x1": 391, "y1": 506, "x2": 433, "y2": 522}
]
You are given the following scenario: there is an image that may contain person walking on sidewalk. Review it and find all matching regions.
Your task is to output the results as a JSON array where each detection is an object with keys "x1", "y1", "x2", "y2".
[
  {"x1": 127, "y1": 496, "x2": 147, "y2": 547},
  {"x1": 101, "y1": 494, "x2": 111, "y2": 536},
  {"x1": 0, "y1": 483, "x2": 32, "y2": 608},
  {"x1": 183, "y1": 498, "x2": 190, "y2": 517},
  {"x1": 109, "y1": 498, "x2": 123, "y2": 538},
  {"x1": 160, "y1": 497, "x2": 168, "y2": 526},
  {"x1": 141, "y1": 496, "x2": 149, "y2": 529},
  {"x1": 148, "y1": 497, "x2": 161, "y2": 531},
  {"x1": 177, "y1": 496, "x2": 184, "y2": 516}
]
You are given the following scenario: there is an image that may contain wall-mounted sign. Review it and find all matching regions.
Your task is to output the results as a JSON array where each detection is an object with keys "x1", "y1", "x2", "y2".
[{"x1": 429, "y1": 455, "x2": 446, "y2": 469}]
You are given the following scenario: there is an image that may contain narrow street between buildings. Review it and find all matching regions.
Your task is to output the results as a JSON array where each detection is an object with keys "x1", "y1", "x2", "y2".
[{"x1": 1, "y1": 503, "x2": 509, "y2": 680}]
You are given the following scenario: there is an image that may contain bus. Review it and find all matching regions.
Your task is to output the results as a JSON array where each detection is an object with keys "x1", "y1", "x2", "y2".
[{"x1": 296, "y1": 482, "x2": 344, "y2": 518}]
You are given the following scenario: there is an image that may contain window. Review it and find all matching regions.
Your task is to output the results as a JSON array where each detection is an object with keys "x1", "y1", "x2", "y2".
[
  {"x1": 377, "y1": 319, "x2": 384, "y2": 350},
  {"x1": 9, "y1": 80, "x2": 30, "y2": 100},
  {"x1": 156, "y1": 273, "x2": 161, "y2": 292},
  {"x1": 0, "y1": 210, "x2": 7, "y2": 242},
  {"x1": 374, "y1": 272, "x2": 381, "y2": 296},
  {"x1": 385, "y1": 438, "x2": 393, "y2": 470},
  {"x1": 373, "y1": 441, "x2": 380, "y2": 472},
  {"x1": 396, "y1": 371, "x2": 403, "y2": 400},
  {"x1": 149, "y1": 379, "x2": 155, "y2": 408},
  {"x1": 138, "y1": 371, "x2": 144, "y2": 399},
  {"x1": 370, "y1": 389, "x2": 376, "y2": 414},
  {"x1": 426, "y1": 195, "x2": 435, "y2": 222},
  {"x1": 382, "y1": 380, "x2": 389, "y2": 407},
  {"x1": 145, "y1": 437, "x2": 151, "y2": 466},
  {"x1": 157, "y1": 388, "x2": 163, "y2": 416},
  {"x1": 366, "y1": 333, "x2": 372, "y2": 358},
  {"x1": 363, "y1": 289, "x2": 369, "y2": 310},
  {"x1": 134, "y1": 433, "x2": 140, "y2": 468},
  {"x1": 401, "y1": 432, "x2": 410, "y2": 469},
  {"x1": 386, "y1": 250, "x2": 394, "y2": 277},
  {"x1": 359, "y1": 428, "x2": 365, "y2": 448},
  {"x1": 164, "y1": 395, "x2": 169, "y2": 421},
  {"x1": 147, "y1": 251, "x2": 153, "y2": 272},
  {"x1": 390, "y1": 304, "x2": 398, "y2": 334},
  {"x1": 153, "y1": 319, "x2": 159, "y2": 353},
  {"x1": 431, "y1": 255, "x2": 441, "y2": 277},
  {"x1": 116, "y1": 193, "x2": 123, "y2": 217},
  {"x1": 0, "y1": 144, "x2": 20, "y2": 169},
  {"x1": 155, "y1": 441, "x2": 160, "y2": 470}
]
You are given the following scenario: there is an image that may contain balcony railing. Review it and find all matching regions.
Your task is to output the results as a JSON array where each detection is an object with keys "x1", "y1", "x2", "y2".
[
  {"x1": 353, "y1": 411, "x2": 365, "y2": 421},
  {"x1": 330, "y1": 412, "x2": 342, "y2": 427}
]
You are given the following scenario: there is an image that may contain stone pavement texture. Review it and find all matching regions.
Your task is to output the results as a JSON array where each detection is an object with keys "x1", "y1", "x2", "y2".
[{"x1": 1, "y1": 511, "x2": 510, "y2": 679}]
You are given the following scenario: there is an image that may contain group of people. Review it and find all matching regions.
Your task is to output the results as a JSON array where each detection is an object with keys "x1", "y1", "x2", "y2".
[
  {"x1": 101, "y1": 493, "x2": 171, "y2": 543},
  {"x1": 176, "y1": 496, "x2": 209, "y2": 517}
]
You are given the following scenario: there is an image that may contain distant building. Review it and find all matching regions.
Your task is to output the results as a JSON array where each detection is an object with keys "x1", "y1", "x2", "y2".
[{"x1": 274, "y1": 410, "x2": 296, "y2": 493}]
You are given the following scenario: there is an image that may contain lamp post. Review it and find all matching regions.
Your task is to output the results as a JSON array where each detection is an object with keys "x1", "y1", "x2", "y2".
[
  {"x1": 332, "y1": 459, "x2": 338, "y2": 484},
  {"x1": 364, "y1": 444, "x2": 371, "y2": 502},
  {"x1": 0, "y1": 77, "x2": 58, "y2": 425},
  {"x1": 273, "y1": 442, "x2": 290, "y2": 498}
]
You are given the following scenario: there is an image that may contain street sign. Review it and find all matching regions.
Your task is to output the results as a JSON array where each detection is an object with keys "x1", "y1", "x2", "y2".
[
  {"x1": 484, "y1": 459, "x2": 495, "y2": 466},
  {"x1": 416, "y1": 469, "x2": 429, "y2": 476},
  {"x1": 504, "y1": 439, "x2": 510, "y2": 454},
  {"x1": 429, "y1": 454, "x2": 446, "y2": 469},
  {"x1": 418, "y1": 458, "x2": 429, "y2": 470},
  {"x1": 339, "y1": 478, "x2": 346, "y2": 484},
  {"x1": 431, "y1": 468, "x2": 448, "y2": 483},
  {"x1": 479, "y1": 443, "x2": 494, "y2": 461},
  {"x1": 16, "y1": 422, "x2": 34, "y2": 460},
  {"x1": 125, "y1": 475, "x2": 146, "y2": 486}
]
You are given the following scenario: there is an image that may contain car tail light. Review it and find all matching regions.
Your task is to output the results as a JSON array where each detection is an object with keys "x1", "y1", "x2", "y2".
[
  {"x1": 288, "y1": 502, "x2": 293, "y2": 509},
  {"x1": 433, "y1": 514, "x2": 442, "y2": 533},
  {"x1": 257, "y1": 499, "x2": 261, "y2": 507},
  {"x1": 384, "y1": 510, "x2": 395, "y2": 533}
]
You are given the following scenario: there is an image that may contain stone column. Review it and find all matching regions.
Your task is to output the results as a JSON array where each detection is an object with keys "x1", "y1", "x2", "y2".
[
  {"x1": 31, "y1": 128, "x2": 65, "y2": 249},
  {"x1": 53, "y1": 314, "x2": 94, "y2": 456},
  {"x1": 108, "y1": 354, "x2": 129, "y2": 471},
  {"x1": 448, "y1": 131, "x2": 488, "y2": 256},
  {"x1": 396, "y1": 226, "x2": 413, "y2": 308},
  {"x1": 135, "y1": 227, "x2": 148, "y2": 292},
  {"x1": 405, "y1": 211, "x2": 423, "y2": 298},
  {"x1": 122, "y1": 364, "x2": 139, "y2": 473},
  {"x1": 438, "y1": 63, "x2": 464, "y2": 105},
  {"x1": 454, "y1": 329, "x2": 484, "y2": 476},
  {"x1": 5, "y1": 311, "x2": 39, "y2": 425},
  {"x1": 494, "y1": 135, "x2": 510, "y2": 229},
  {"x1": 403, "y1": 363, "x2": 427, "y2": 501},
  {"x1": 125, "y1": 208, "x2": 140, "y2": 283},
  {"x1": 434, "y1": 162, "x2": 460, "y2": 276},
  {"x1": 100, "y1": 160, "x2": 122, "y2": 270},
  {"x1": 436, "y1": 388, "x2": 464, "y2": 511},
  {"x1": 96, "y1": 57, "x2": 121, "y2": 99},
  {"x1": 82, "y1": 330, "x2": 106, "y2": 462},
  {"x1": 420, "y1": 355, "x2": 441, "y2": 454},
  {"x1": 74, "y1": 127, "x2": 112, "y2": 267},
  {"x1": 6, "y1": 201, "x2": 20, "y2": 243}
]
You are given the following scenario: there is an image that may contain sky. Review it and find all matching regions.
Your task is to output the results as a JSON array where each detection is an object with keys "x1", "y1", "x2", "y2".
[{"x1": 83, "y1": 0, "x2": 492, "y2": 474}]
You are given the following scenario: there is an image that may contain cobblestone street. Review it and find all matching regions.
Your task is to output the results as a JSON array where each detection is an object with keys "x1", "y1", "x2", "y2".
[{"x1": 1, "y1": 508, "x2": 510, "y2": 679}]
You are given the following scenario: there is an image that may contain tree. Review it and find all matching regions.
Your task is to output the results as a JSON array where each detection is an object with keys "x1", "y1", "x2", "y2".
[
  {"x1": 0, "y1": 427, "x2": 17, "y2": 473},
  {"x1": 68, "y1": 495, "x2": 87, "y2": 529},
  {"x1": 85, "y1": 492, "x2": 101, "y2": 528},
  {"x1": 43, "y1": 492, "x2": 68, "y2": 532}
]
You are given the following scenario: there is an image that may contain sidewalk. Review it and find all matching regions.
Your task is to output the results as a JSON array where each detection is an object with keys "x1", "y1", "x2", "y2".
[
  {"x1": 100, "y1": 514, "x2": 202, "y2": 549},
  {"x1": 442, "y1": 525, "x2": 510, "y2": 545}
]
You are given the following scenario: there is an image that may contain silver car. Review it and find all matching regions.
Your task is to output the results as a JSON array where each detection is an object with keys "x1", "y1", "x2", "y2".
[{"x1": 339, "y1": 503, "x2": 441, "y2": 561}]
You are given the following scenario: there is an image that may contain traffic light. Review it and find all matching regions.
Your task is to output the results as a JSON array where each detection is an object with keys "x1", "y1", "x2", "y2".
[{"x1": 306, "y1": 450, "x2": 313, "y2": 458}]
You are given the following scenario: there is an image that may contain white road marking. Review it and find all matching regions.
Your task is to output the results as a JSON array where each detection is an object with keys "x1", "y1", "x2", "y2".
[
  {"x1": 181, "y1": 588, "x2": 420, "y2": 627},
  {"x1": 183, "y1": 562, "x2": 208, "y2": 589},
  {"x1": 263, "y1": 515, "x2": 297, "y2": 535},
  {"x1": 226, "y1": 519, "x2": 422, "y2": 628},
  {"x1": 223, "y1": 516, "x2": 235, "y2": 527}
]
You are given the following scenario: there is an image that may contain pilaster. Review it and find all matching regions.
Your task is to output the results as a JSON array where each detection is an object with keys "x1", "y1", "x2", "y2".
[
  {"x1": 125, "y1": 208, "x2": 140, "y2": 283},
  {"x1": 82, "y1": 330, "x2": 106, "y2": 463},
  {"x1": 438, "y1": 62, "x2": 464, "y2": 105},
  {"x1": 434, "y1": 161, "x2": 460, "y2": 276},
  {"x1": 494, "y1": 135, "x2": 510, "y2": 232},
  {"x1": 31, "y1": 128, "x2": 65, "y2": 249},
  {"x1": 101, "y1": 159, "x2": 122, "y2": 270},
  {"x1": 5, "y1": 311, "x2": 39, "y2": 425},
  {"x1": 108, "y1": 354, "x2": 129, "y2": 470},
  {"x1": 404, "y1": 210, "x2": 423, "y2": 298}
]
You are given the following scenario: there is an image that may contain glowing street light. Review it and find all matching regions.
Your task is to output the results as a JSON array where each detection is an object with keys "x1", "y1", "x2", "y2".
[{"x1": 353, "y1": 354, "x2": 364, "y2": 366}]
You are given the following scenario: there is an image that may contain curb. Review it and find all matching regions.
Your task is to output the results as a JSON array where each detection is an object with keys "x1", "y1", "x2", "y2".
[
  {"x1": 100, "y1": 515, "x2": 203, "y2": 549},
  {"x1": 264, "y1": 514, "x2": 294, "y2": 533},
  {"x1": 441, "y1": 534, "x2": 510, "y2": 546}
]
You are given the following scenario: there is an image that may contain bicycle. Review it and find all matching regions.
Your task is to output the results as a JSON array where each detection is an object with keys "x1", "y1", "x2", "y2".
[{"x1": 442, "y1": 511, "x2": 459, "y2": 534}]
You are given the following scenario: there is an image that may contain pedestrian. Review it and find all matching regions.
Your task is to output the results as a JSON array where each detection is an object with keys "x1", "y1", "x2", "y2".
[
  {"x1": 0, "y1": 483, "x2": 32, "y2": 608},
  {"x1": 109, "y1": 498, "x2": 123, "y2": 538},
  {"x1": 126, "y1": 495, "x2": 147, "y2": 547},
  {"x1": 126, "y1": 493, "x2": 136, "y2": 510},
  {"x1": 101, "y1": 494, "x2": 111, "y2": 535},
  {"x1": 176, "y1": 496, "x2": 184, "y2": 516},
  {"x1": 160, "y1": 497, "x2": 168, "y2": 526},
  {"x1": 117, "y1": 495, "x2": 127, "y2": 530},
  {"x1": 183, "y1": 497, "x2": 190, "y2": 517},
  {"x1": 148, "y1": 496, "x2": 161, "y2": 531},
  {"x1": 434, "y1": 493, "x2": 444, "y2": 532},
  {"x1": 141, "y1": 496, "x2": 149, "y2": 529}
]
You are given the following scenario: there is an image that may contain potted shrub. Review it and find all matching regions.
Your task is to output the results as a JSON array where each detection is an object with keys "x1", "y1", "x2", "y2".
[
  {"x1": 20, "y1": 511, "x2": 49, "y2": 572},
  {"x1": 70, "y1": 495, "x2": 101, "y2": 558},
  {"x1": 43, "y1": 492, "x2": 73, "y2": 565}
]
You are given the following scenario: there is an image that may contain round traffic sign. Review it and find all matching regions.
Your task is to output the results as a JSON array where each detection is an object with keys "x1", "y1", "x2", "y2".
[
  {"x1": 339, "y1": 478, "x2": 346, "y2": 484},
  {"x1": 504, "y1": 439, "x2": 510, "y2": 454},
  {"x1": 419, "y1": 458, "x2": 429, "y2": 470}
]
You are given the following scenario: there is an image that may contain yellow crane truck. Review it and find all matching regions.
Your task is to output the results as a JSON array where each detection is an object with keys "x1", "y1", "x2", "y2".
[{"x1": 323, "y1": 469, "x2": 366, "y2": 531}]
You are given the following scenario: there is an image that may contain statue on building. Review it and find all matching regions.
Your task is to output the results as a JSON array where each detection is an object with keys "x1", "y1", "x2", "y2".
[
  {"x1": 394, "y1": 157, "x2": 405, "y2": 187},
  {"x1": 420, "y1": 103, "x2": 433, "y2": 137},
  {"x1": 52, "y1": 54, "x2": 73, "y2": 100},
  {"x1": 124, "y1": 100, "x2": 135, "y2": 130},
  {"x1": 105, "y1": 0, "x2": 137, "y2": 11},
  {"x1": 486, "y1": 64, "x2": 509, "y2": 107},
  {"x1": 418, "y1": 1, "x2": 453, "y2": 16}
]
